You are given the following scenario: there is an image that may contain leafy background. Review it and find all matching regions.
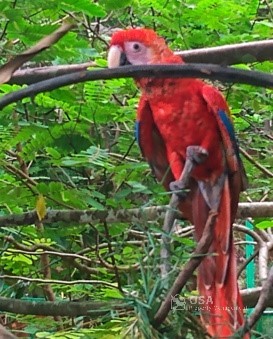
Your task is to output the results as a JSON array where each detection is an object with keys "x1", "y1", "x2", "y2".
[{"x1": 0, "y1": 0, "x2": 272, "y2": 338}]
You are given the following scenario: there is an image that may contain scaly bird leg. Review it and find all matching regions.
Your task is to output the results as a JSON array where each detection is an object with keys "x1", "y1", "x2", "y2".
[
  {"x1": 169, "y1": 145, "x2": 208, "y2": 195},
  {"x1": 160, "y1": 146, "x2": 208, "y2": 280}
]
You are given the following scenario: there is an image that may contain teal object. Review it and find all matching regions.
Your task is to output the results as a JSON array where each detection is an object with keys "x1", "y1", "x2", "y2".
[
  {"x1": 245, "y1": 220, "x2": 255, "y2": 318},
  {"x1": 245, "y1": 220, "x2": 255, "y2": 290}
]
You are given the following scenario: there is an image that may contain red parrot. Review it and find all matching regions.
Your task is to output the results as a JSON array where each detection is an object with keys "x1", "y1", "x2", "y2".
[{"x1": 108, "y1": 28, "x2": 248, "y2": 338}]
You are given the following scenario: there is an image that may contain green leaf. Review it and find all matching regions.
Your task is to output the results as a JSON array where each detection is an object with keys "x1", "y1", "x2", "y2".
[
  {"x1": 61, "y1": 0, "x2": 106, "y2": 17},
  {"x1": 101, "y1": 0, "x2": 132, "y2": 10},
  {"x1": 256, "y1": 220, "x2": 273, "y2": 229}
]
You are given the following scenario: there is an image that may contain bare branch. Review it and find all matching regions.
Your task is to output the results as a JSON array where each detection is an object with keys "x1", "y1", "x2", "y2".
[
  {"x1": 9, "y1": 62, "x2": 95, "y2": 85},
  {"x1": 2, "y1": 64, "x2": 273, "y2": 110},
  {"x1": 0, "y1": 325, "x2": 17, "y2": 339},
  {"x1": 241, "y1": 287, "x2": 273, "y2": 308},
  {"x1": 187, "y1": 287, "x2": 273, "y2": 309},
  {"x1": 234, "y1": 224, "x2": 264, "y2": 245},
  {"x1": 0, "y1": 287, "x2": 272, "y2": 318},
  {"x1": 0, "y1": 22, "x2": 74, "y2": 84},
  {"x1": 8, "y1": 39, "x2": 273, "y2": 85},
  {"x1": 0, "y1": 202, "x2": 272, "y2": 227},
  {"x1": 240, "y1": 147, "x2": 273, "y2": 178},
  {"x1": 237, "y1": 249, "x2": 259, "y2": 278},
  {"x1": 0, "y1": 297, "x2": 129, "y2": 317},
  {"x1": 234, "y1": 224, "x2": 271, "y2": 283},
  {"x1": 237, "y1": 202, "x2": 273, "y2": 219},
  {"x1": 258, "y1": 244, "x2": 269, "y2": 281},
  {"x1": 0, "y1": 275, "x2": 119, "y2": 289},
  {"x1": 179, "y1": 39, "x2": 273, "y2": 65}
]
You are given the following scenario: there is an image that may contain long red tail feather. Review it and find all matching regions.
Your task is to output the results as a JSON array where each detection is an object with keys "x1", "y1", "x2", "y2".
[{"x1": 192, "y1": 179, "x2": 248, "y2": 338}]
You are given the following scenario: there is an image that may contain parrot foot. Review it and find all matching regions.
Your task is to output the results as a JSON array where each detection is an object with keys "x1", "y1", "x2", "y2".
[
  {"x1": 169, "y1": 146, "x2": 208, "y2": 197},
  {"x1": 186, "y1": 145, "x2": 208, "y2": 165}
]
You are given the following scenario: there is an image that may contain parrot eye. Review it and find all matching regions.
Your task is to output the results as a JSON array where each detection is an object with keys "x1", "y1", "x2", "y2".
[
  {"x1": 132, "y1": 43, "x2": 141, "y2": 51},
  {"x1": 123, "y1": 41, "x2": 151, "y2": 65}
]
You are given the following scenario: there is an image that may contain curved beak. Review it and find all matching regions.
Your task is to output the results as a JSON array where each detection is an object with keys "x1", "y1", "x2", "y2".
[{"x1": 108, "y1": 46, "x2": 131, "y2": 68}]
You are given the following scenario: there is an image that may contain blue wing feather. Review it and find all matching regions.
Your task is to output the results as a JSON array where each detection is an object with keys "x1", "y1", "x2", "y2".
[
  {"x1": 218, "y1": 109, "x2": 240, "y2": 158},
  {"x1": 135, "y1": 121, "x2": 141, "y2": 146}
]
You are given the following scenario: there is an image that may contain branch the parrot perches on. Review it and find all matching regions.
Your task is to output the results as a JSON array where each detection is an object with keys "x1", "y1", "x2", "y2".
[{"x1": 108, "y1": 28, "x2": 248, "y2": 338}]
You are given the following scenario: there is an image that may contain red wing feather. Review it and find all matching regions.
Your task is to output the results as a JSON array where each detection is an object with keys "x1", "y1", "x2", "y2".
[{"x1": 137, "y1": 95, "x2": 193, "y2": 222}]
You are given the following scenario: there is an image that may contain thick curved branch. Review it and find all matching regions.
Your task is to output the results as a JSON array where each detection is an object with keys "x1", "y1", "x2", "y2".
[
  {"x1": 0, "y1": 202, "x2": 272, "y2": 227},
  {"x1": 2, "y1": 64, "x2": 273, "y2": 110},
  {"x1": 234, "y1": 224, "x2": 264, "y2": 245},
  {"x1": 8, "y1": 40, "x2": 273, "y2": 85},
  {"x1": 0, "y1": 22, "x2": 74, "y2": 84},
  {"x1": 179, "y1": 39, "x2": 273, "y2": 65}
]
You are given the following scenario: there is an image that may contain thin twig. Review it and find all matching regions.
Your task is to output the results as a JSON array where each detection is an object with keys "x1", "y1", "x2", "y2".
[
  {"x1": 239, "y1": 147, "x2": 273, "y2": 178},
  {"x1": 237, "y1": 249, "x2": 259, "y2": 278},
  {"x1": 234, "y1": 224, "x2": 264, "y2": 245},
  {"x1": 0, "y1": 275, "x2": 118, "y2": 288},
  {"x1": 4, "y1": 236, "x2": 99, "y2": 275}
]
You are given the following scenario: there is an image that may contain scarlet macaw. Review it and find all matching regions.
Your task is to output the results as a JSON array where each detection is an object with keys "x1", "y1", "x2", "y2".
[{"x1": 108, "y1": 28, "x2": 248, "y2": 338}]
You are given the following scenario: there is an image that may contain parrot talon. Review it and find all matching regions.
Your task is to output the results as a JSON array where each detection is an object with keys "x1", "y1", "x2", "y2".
[
  {"x1": 169, "y1": 146, "x2": 208, "y2": 196},
  {"x1": 169, "y1": 181, "x2": 189, "y2": 198},
  {"x1": 186, "y1": 145, "x2": 209, "y2": 165}
]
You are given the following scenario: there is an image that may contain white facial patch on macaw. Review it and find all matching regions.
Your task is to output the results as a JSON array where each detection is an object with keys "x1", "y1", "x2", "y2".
[{"x1": 123, "y1": 41, "x2": 153, "y2": 65}]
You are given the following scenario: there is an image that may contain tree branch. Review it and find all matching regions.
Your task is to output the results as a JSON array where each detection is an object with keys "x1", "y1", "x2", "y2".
[
  {"x1": 0, "y1": 325, "x2": 17, "y2": 339},
  {"x1": 8, "y1": 62, "x2": 95, "y2": 85},
  {"x1": 8, "y1": 39, "x2": 273, "y2": 85},
  {"x1": 0, "y1": 202, "x2": 272, "y2": 227},
  {"x1": 178, "y1": 39, "x2": 273, "y2": 65},
  {"x1": 0, "y1": 275, "x2": 119, "y2": 289},
  {"x1": 0, "y1": 22, "x2": 74, "y2": 84},
  {"x1": 240, "y1": 147, "x2": 273, "y2": 178},
  {"x1": 187, "y1": 286, "x2": 273, "y2": 309},
  {"x1": 2, "y1": 64, "x2": 273, "y2": 109},
  {"x1": 0, "y1": 287, "x2": 272, "y2": 318},
  {"x1": 0, "y1": 297, "x2": 130, "y2": 317}
]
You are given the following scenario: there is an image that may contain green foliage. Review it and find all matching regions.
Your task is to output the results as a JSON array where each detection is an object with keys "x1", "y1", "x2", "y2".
[{"x1": 0, "y1": 0, "x2": 272, "y2": 337}]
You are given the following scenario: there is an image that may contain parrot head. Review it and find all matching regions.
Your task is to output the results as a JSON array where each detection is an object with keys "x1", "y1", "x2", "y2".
[{"x1": 108, "y1": 28, "x2": 182, "y2": 68}]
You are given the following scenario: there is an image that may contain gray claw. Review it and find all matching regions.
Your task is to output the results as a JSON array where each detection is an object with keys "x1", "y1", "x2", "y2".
[{"x1": 169, "y1": 180, "x2": 189, "y2": 198}]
